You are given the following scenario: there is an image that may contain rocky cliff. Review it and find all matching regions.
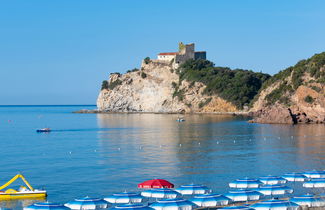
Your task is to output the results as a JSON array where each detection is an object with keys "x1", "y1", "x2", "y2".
[
  {"x1": 97, "y1": 60, "x2": 240, "y2": 113},
  {"x1": 250, "y1": 52, "x2": 325, "y2": 124}
]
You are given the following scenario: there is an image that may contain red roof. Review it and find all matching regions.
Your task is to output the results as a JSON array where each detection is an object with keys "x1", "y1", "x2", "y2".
[
  {"x1": 158, "y1": 52, "x2": 178, "y2": 55},
  {"x1": 138, "y1": 179, "x2": 174, "y2": 189}
]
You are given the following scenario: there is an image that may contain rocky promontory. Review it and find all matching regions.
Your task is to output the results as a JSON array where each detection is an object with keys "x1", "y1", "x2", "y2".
[
  {"x1": 96, "y1": 57, "x2": 270, "y2": 114},
  {"x1": 95, "y1": 42, "x2": 324, "y2": 124},
  {"x1": 97, "y1": 60, "x2": 239, "y2": 113},
  {"x1": 249, "y1": 52, "x2": 325, "y2": 124}
]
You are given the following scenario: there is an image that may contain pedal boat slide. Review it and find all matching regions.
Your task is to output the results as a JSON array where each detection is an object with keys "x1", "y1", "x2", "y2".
[{"x1": 0, "y1": 174, "x2": 47, "y2": 200}]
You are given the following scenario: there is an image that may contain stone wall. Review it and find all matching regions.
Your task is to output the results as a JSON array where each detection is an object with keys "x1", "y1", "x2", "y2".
[
  {"x1": 175, "y1": 44, "x2": 195, "y2": 68},
  {"x1": 194, "y1": 51, "x2": 206, "y2": 60}
]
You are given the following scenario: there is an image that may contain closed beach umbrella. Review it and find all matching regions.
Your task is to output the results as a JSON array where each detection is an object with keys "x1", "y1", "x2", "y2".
[
  {"x1": 259, "y1": 176, "x2": 287, "y2": 185},
  {"x1": 303, "y1": 178, "x2": 325, "y2": 188},
  {"x1": 251, "y1": 200, "x2": 300, "y2": 210},
  {"x1": 105, "y1": 192, "x2": 144, "y2": 204},
  {"x1": 229, "y1": 178, "x2": 262, "y2": 189},
  {"x1": 218, "y1": 206, "x2": 254, "y2": 210},
  {"x1": 290, "y1": 194, "x2": 325, "y2": 207},
  {"x1": 24, "y1": 202, "x2": 70, "y2": 210},
  {"x1": 110, "y1": 204, "x2": 153, "y2": 210},
  {"x1": 254, "y1": 185, "x2": 293, "y2": 196},
  {"x1": 190, "y1": 193, "x2": 230, "y2": 207},
  {"x1": 149, "y1": 198, "x2": 197, "y2": 210},
  {"x1": 65, "y1": 197, "x2": 109, "y2": 210},
  {"x1": 281, "y1": 173, "x2": 307, "y2": 182},
  {"x1": 175, "y1": 184, "x2": 211, "y2": 195},
  {"x1": 224, "y1": 189, "x2": 263, "y2": 202},
  {"x1": 141, "y1": 188, "x2": 181, "y2": 199},
  {"x1": 138, "y1": 179, "x2": 174, "y2": 189},
  {"x1": 303, "y1": 170, "x2": 325, "y2": 178}
]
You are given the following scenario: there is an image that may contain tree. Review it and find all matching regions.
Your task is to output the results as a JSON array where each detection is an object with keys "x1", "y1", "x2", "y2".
[
  {"x1": 144, "y1": 57, "x2": 151, "y2": 64},
  {"x1": 101, "y1": 80, "x2": 109, "y2": 90}
]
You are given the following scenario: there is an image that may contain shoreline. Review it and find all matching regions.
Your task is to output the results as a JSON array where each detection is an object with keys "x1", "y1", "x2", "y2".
[
  {"x1": 73, "y1": 109, "x2": 324, "y2": 124},
  {"x1": 73, "y1": 109, "x2": 250, "y2": 116}
]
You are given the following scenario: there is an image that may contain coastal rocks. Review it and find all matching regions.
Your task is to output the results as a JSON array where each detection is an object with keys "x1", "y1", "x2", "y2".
[
  {"x1": 96, "y1": 60, "x2": 239, "y2": 113},
  {"x1": 249, "y1": 105, "x2": 295, "y2": 124},
  {"x1": 250, "y1": 106, "x2": 325, "y2": 124},
  {"x1": 250, "y1": 84, "x2": 325, "y2": 124},
  {"x1": 250, "y1": 78, "x2": 325, "y2": 124},
  {"x1": 73, "y1": 109, "x2": 100, "y2": 113}
]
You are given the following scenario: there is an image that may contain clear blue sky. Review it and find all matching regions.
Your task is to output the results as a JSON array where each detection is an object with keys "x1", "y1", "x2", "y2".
[{"x1": 1, "y1": 0, "x2": 324, "y2": 105}]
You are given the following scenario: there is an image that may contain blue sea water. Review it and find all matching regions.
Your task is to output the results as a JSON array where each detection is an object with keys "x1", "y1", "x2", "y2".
[{"x1": 0, "y1": 105, "x2": 324, "y2": 209}]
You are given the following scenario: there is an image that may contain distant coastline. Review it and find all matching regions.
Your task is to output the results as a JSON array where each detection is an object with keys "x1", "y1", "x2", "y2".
[
  {"x1": 74, "y1": 109, "x2": 250, "y2": 116},
  {"x1": 0, "y1": 104, "x2": 96, "y2": 107}
]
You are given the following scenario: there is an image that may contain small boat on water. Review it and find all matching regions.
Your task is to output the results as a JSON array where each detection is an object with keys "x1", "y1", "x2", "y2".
[
  {"x1": 0, "y1": 174, "x2": 47, "y2": 200},
  {"x1": 36, "y1": 128, "x2": 51, "y2": 133},
  {"x1": 176, "y1": 118, "x2": 185, "y2": 122}
]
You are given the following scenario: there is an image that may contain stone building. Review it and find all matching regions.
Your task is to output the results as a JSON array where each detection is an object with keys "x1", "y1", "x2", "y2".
[{"x1": 157, "y1": 42, "x2": 206, "y2": 68}]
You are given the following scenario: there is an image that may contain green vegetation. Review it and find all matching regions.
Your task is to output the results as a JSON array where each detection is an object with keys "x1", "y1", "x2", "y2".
[
  {"x1": 264, "y1": 82, "x2": 294, "y2": 106},
  {"x1": 304, "y1": 95, "x2": 314, "y2": 104},
  {"x1": 185, "y1": 103, "x2": 192, "y2": 108},
  {"x1": 258, "y1": 52, "x2": 325, "y2": 105},
  {"x1": 172, "y1": 85, "x2": 185, "y2": 101},
  {"x1": 101, "y1": 80, "x2": 109, "y2": 90},
  {"x1": 144, "y1": 57, "x2": 151, "y2": 64},
  {"x1": 171, "y1": 81, "x2": 177, "y2": 88},
  {"x1": 199, "y1": 98, "x2": 212, "y2": 108},
  {"x1": 108, "y1": 79, "x2": 122, "y2": 90},
  {"x1": 141, "y1": 72, "x2": 147, "y2": 79},
  {"x1": 127, "y1": 68, "x2": 139, "y2": 73},
  {"x1": 177, "y1": 59, "x2": 270, "y2": 109},
  {"x1": 189, "y1": 81, "x2": 195, "y2": 88},
  {"x1": 311, "y1": 85, "x2": 322, "y2": 92}
]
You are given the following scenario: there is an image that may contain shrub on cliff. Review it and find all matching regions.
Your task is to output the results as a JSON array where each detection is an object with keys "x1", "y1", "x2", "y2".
[
  {"x1": 255, "y1": 52, "x2": 325, "y2": 106},
  {"x1": 108, "y1": 79, "x2": 122, "y2": 90},
  {"x1": 101, "y1": 80, "x2": 109, "y2": 90},
  {"x1": 127, "y1": 68, "x2": 139, "y2": 73},
  {"x1": 177, "y1": 59, "x2": 270, "y2": 109},
  {"x1": 199, "y1": 98, "x2": 212, "y2": 108},
  {"x1": 144, "y1": 57, "x2": 151, "y2": 64},
  {"x1": 141, "y1": 72, "x2": 147, "y2": 78},
  {"x1": 304, "y1": 95, "x2": 314, "y2": 104},
  {"x1": 172, "y1": 88, "x2": 185, "y2": 101}
]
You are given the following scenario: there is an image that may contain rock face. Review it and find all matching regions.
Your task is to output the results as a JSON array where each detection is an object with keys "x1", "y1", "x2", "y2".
[
  {"x1": 250, "y1": 53, "x2": 325, "y2": 124},
  {"x1": 97, "y1": 60, "x2": 238, "y2": 113},
  {"x1": 97, "y1": 52, "x2": 325, "y2": 124}
]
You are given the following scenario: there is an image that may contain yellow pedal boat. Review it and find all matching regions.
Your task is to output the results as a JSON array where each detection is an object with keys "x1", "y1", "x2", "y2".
[{"x1": 0, "y1": 174, "x2": 47, "y2": 200}]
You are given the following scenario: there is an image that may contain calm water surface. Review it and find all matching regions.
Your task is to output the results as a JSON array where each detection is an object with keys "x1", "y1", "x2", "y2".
[{"x1": 0, "y1": 105, "x2": 324, "y2": 209}]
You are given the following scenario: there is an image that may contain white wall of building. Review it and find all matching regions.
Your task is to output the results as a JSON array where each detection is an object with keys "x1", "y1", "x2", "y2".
[{"x1": 157, "y1": 55, "x2": 176, "y2": 61}]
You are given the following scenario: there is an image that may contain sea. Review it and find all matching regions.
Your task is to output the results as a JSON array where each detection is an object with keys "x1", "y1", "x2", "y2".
[{"x1": 0, "y1": 105, "x2": 324, "y2": 209}]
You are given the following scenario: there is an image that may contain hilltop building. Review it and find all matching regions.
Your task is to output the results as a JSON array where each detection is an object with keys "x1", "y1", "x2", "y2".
[{"x1": 157, "y1": 42, "x2": 206, "y2": 68}]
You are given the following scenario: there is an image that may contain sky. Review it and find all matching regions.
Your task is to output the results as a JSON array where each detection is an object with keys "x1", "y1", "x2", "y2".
[{"x1": 0, "y1": 0, "x2": 324, "y2": 105}]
